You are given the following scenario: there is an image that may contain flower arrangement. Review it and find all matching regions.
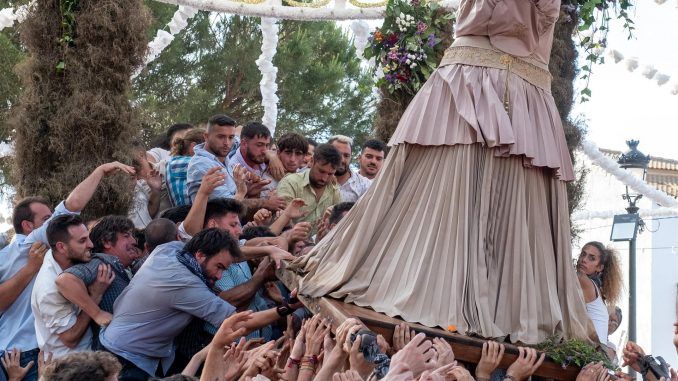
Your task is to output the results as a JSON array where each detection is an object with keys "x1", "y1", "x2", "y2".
[{"x1": 364, "y1": 0, "x2": 453, "y2": 95}]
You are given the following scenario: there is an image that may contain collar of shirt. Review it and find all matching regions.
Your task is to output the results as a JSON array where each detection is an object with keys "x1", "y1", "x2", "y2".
[
  {"x1": 193, "y1": 143, "x2": 228, "y2": 167},
  {"x1": 229, "y1": 148, "x2": 267, "y2": 177}
]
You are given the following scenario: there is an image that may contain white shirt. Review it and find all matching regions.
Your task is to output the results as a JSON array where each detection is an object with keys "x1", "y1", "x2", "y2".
[
  {"x1": 129, "y1": 180, "x2": 153, "y2": 229},
  {"x1": 339, "y1": 170, "x2": 372, "y2": 202},
  {"x1": 31, "y1": 251, "x2": 92, "y2": 358}
]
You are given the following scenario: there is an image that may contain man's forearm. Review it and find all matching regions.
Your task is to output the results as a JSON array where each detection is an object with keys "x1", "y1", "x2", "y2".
[
  {"x1": 58, "y1": 311, "x2": 92, "y2": 349},
  {"x1": 147, "y1": 189, "x2": 161, "y2": 218},
  {"x1": 0, "y1": 267, "x2": 36, "y2": 312},
  {"x1": 218, "y1": 275, "x2": 265, "y2": 309},
  {"x1": 269, "y1": 213, "x2": 291, "y2": 235},
  {"x1": 239, "y1": 246, "x2": 273, "y2": 261},
  {"x1": 65, "y1": 166, "x2": 103, "y2": 212},
  {"x1": 244, "y1": 309, "x2": 281, "y2": 334},
  {"x1": 184, "y1": 192, "x2": 209, "y2": 237},
  {"x1": 56, "y1": 274, "x2": 103, "y2": 320}
]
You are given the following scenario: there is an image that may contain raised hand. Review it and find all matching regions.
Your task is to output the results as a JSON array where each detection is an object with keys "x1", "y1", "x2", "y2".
[
  {"x1": 264, "y1": 190, "x2": 288, "y2": 212},
  {"x1": 475, "y1": 341, "x2": 505, "y2": 380},
  {"x1": 233, "y1": 164, "x2": 249, "y2": 199},
  {"x1": 1, "y1": 349, "x2": 34, "y2": 381},
  {"x1": 253, "y1": 208, "x2": 273, "y2": 226},
  {"x1": 223, "y1": 337, "x2": 248, "y2": 381},
  {"x1": 576, "y1": 362, "x2": 606, "y2": 381},
  {"x1": 145, "y1": 168, "x2": 162, "y2": 192},
  {"x1": 390, "y1": 332, "x2": 436, "y2": 377},
  {"x1": 506, "y1": 347, "x2": 546, "y2": 381},
  {"x1": 26, "y1": 242, "x2": 48, "y2": 274},
  {"x1": 93, "y1": 309, "x2": 113, "y2": 327},
  {"x1": 267, "y1": 151, "x2": 286, "y2": 181},
  {"x1": 37, "y1": 350, "x2": 53, "y2": 381},
  {"x1": 333, "y1": 370, "x2": 365, "y2": 381},
  {"x1": 284, "y1": 198, "x2": 309, "y2": 220},
  {"x1": 97, "y1": 161, "x2": 136, "y2": 177},
  {"x1": 213, "y1": 311, "x2": 254, "y2": 347},
  {"x1": 349, "y1": 335, "x2": 376, "y2": 379},
  {"x1": 198, "y1": 167, "x2": 226, "y2": 197},
  {"x1": 305, "y1": 315, "x2": 330, "y2": 357},
  {"x1": 393, "y1": 323, "x2": 415, "y2": 353},
  {"x1": 431, "y1": 338, "x2": 455, "y2": 368},
  {"x1": 621, "y1": 341, "x2": 646, "y2": 373},
  {"x1": 88, "y1": 264, "x2": 115, "y2": 299}
]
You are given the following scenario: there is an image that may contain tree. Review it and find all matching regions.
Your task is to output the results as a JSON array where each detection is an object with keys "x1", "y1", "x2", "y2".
[
  {"x1": 133, "y1": 8, "x2": 376, "y2": 147},
  {"x1": 7, "y1": 0, "x2": 150, "y2": 217}
]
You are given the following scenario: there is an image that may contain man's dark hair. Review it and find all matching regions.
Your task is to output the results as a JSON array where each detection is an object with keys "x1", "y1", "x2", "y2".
[
  {"x1": 13, "y1": 196, "x2": 50, "y2": 234},
  {"x1": 329, "y1": 202, "x2": 355, "y2": 225},
  {"x1": 207, "y1": 114, "x2": 236, "y2": 132},
  {"x1": 362, "y1": 139, "x2": 387, "y2": 156},
  {"x1": 149, "y1": 124, "x2": 193, "y2": 150},
  {"x1": 151, "y1": 375, "x2": 198, "y2": 381},
  {"x1": 313, "y1": 144, "x2": 341, "y2": 168},
  {"x1": 41, "y1": 351, "x2": 121, "y2": 381},
  {"x1": 204, "y1": 198, "x2": 245, "y2": 227},
  {"x1": 46, "y1": 214, "x2": 86, "y2": 251},
  {"x1": 89, "y1": 215, "x2": 135, "y2": 253},
  {"x1": 241, "y1": 226, "x2": 276, "y2": 240},
  {"x1": 241, "y1": 121, "x2": 271, "y2": 140},
  {"x1": 277, "y1": 132, "x2": 308, "y2": 154},
  {"x1": 183, "y1": 228, "x2": 241, "y2": 260},
  {"x1": 145, "y1": 218, "x2": 178, "y2": 252},
  {"x1": 160, "y1": 205, "x2": 192, "y2": 224},
  {"x1": 134, "y1": 228, "x2": 146, "y2": 251},
  {"x1": 167, "y1": 123, "x2": 193, "y2": 140},
  {"x1": 307, "y1": 138, "x2": 318, "y2": 148}
]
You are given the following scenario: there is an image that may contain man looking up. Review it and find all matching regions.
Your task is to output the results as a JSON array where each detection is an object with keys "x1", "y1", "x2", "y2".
[
  {"x1": 31, "y1": 215, "x2": 111, "y2": 357},
  {"x1": 261, "y1": 132, "x2": 308, "y2": 196},
  {"x1": 277, "y1": 144, "x2": 342, "y2": 231},
  {"x1": 328, "y1": 135, "x2": 372, "y2": 203},
  {"x1": 358, "y1": 139, "x2": 386, "y2": 180},
  {"x1": 0, "y1": 162, "x2": 135, "y2": 381}
]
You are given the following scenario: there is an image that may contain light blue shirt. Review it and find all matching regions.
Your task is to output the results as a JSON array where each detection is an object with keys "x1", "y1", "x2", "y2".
[
  {"x1": 100, "y1": 241, "x2": 236, "y2": 377},
  {"x1": 205, "y1": 261, "x2": 273, "y2": 340},
  {"x1": 0, "y1": 201, "x2": 76, "y2": 352},
  {"x1": 228, "y1": 148, "x2": 267, "y2": 178},
  {"x1": 186, "y1": 143, "x2": 237, "y2": 203}
]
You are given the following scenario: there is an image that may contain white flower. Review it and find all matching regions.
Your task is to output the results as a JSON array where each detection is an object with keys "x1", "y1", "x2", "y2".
[
  {"x1": 400, "y1": 12, "x2": 405, "y2": 19},
  {"x1": 411, "y1": 62, "x2": 417, "y2": 68},
  {"x1": 406, "y1": 59, "x2": 411, "y2": 64}
]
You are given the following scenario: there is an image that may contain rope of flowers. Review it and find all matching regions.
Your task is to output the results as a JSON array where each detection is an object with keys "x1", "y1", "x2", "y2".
[
  {"x1": 283, "y1": 0, "x2": 332, "y2": 9},
  {"x1": 348, "y1": 0, "x2": 388, "y2": 8},
  {"x1": 607, "y1": 48, "x2": 678, "y2": 95}
]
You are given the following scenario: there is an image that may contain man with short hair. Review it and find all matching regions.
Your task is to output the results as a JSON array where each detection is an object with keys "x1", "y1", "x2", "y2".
[
  {"x1": 31, "y1": 215, "x2": 108, "y2": 358},
  {"x1": 302, "y1": 138, "x2": 318, "y2": 170},
  {"x1": 229, "y1": 122, "x2": 271, "y2": 178},
  {"x1": 358, "y1": 139, "x2": 386, "y2": 180},
  {"x1": 55, "y1": 216, "x2": 139, "y2": 349},
  {"x1": 277, "y1": 144, "x2": 342, "y2": 230},
  {"x1": 0, "y1": 161, "x2": 135, "y2": 380},
  {"x1": 186, "y1": 115, "x2": 238, "y2": 203},
  {"x1": 328, "y1": 135, "x2": 372, "y2": 203},
  {"x1": 261, "y1": 132, "x2": 308, "y2": 196},
  {"x1": 100, "y1": 229, "x2": 301, "y2": 380}
]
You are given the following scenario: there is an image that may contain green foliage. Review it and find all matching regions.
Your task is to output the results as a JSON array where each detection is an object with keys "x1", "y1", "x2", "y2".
[
  {"x1": 133, "y1": 9, "x2": 376, "y2": 147},
  {"x1": 535, "y1": 336, "x2": 616, "y2": 370},
  {"x1": 364, "y1": 0, "x2": 453, "y2": 95},
  {"x1": 57, "y1": 0, "x2": 79, "y2": 72},
  {"x1": 574, "y1": 0, "x2": 634, "y2": 102}
]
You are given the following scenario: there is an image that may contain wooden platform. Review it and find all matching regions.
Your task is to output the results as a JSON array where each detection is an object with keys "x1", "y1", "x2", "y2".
[{"x1": 278, "y1": 267, "x2": 581, "y2": 381}]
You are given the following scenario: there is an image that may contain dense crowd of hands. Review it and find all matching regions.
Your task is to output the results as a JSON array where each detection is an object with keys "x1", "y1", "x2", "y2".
[{"x1": 2, "y1": 299, "x2": 677, "y2": 381}]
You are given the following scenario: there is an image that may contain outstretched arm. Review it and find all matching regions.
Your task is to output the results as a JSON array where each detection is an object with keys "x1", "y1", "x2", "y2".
[{"x1": 65, "y1": 162, "x2": 136, "y2": 212}]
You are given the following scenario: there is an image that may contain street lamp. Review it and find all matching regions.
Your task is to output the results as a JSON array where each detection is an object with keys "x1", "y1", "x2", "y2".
[{"x1": 611, "y1": 140, "x2": 650, "y2": 350}]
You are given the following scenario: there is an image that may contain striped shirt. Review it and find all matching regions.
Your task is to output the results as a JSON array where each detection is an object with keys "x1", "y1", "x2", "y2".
[{"x1": 166, "y1": 156, "x2": 192, "y2": 206}]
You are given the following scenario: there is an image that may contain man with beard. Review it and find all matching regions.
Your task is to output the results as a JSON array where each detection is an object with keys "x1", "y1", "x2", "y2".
[
  {"x1": 229, "y1": 122, "x2": 271, "y2": 178},
  {"x1": 186, "y1": 116, "x2": 286, "y2": 212},
  {"x1": 99, "y1": 228, "x2": 302, "y2": 380},
  {"x1": 358, "y1": 139, "x2": 387, "y2": 180},
  {"x1": 328, "y1": 135, "x2": 372, "y2": 203},
  {"x1": 31, "y1": 215, "x2": 114, "y2": 358},
  {"x1": 55, "y1": 216, "x2": 139, "y2": 349},
  {"x1": 277, "y1": 144, "x2": 342, "y2": 233}
]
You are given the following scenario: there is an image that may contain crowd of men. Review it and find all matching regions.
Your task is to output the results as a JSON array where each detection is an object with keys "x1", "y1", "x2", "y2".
[{"x1": 1, "y1": 115, "x2": 677, "y2": 381}]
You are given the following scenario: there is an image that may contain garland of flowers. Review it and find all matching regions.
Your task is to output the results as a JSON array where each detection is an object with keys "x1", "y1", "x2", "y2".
[
  {"x1": 364, "y1": 0, "x2": 454, "y2": 95},
  {"x1": 348, "y1": 0, "x2": 388, "y2": 8},
  {"x1": 0, "y1": 3, "x2": 30, "y2": 30},
  {"x1": 573, "y1": 207, "x2": 678, "y2": 221},
  {"x1": 572, "y1": 0, "x2": 635, "y2": 102},
  {"x1": 283, "y1": 0, "x2": 332, "y2": 8}
]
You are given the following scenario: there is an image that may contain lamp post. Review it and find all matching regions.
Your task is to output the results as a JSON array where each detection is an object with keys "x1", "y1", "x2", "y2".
[{"x1": 611, "y1": 140, "x2": 650, "y2": 351}]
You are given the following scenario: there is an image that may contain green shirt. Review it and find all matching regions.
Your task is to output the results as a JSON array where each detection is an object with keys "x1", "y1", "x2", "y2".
[{"x1": 276, "y1": 170, "x2": 341, "y2": 231}]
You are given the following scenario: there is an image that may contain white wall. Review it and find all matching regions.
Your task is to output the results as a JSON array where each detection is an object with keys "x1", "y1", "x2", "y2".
[{"x1": 573, "y1": 154, "x2": 678, "y2": 369}]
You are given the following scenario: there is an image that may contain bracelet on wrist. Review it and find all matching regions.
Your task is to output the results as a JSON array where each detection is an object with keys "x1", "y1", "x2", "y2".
[
  {"x1": 303, "y1": 355, "x2": 318, "y2": 364},
  {"x1": 276, "y1": 303, "x2": 293, "y2": 317},
  {"x1": 287, "y1": 357, "x2": 301, "y2": 368}
]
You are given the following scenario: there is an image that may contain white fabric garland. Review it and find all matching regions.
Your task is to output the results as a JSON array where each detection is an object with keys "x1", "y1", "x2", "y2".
[
  {"x1": 256, "y1": 17, "x2": 280, "y2": 135},
  {"x1": 0, "y1": 3, "x2": 29, "y2": 31},
  {"x1": 154, "y1": 0, "x2": 459, "y2": 21},
  {"x1": 134, "y1": 5, "x2": 199, "y2": 77},
  {"x1": 607, "y1": 48, "x2": 678, "y2": 95},
  {"x1": 350, "y1": 20, "x2": 370, "y2": 60},
  {"x1": 581, "y1": 139, "x2": 678, "y2": 208}
]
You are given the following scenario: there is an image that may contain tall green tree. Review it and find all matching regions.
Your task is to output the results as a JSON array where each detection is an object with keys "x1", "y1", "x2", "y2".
[{"x1": 133, "y1": 9, "x2": 376, "y2": 146}]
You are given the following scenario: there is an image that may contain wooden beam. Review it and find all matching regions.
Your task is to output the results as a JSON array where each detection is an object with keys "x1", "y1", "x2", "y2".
[{"x1": 278, "y1": 267, "x2": 581, "y2": 381}]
